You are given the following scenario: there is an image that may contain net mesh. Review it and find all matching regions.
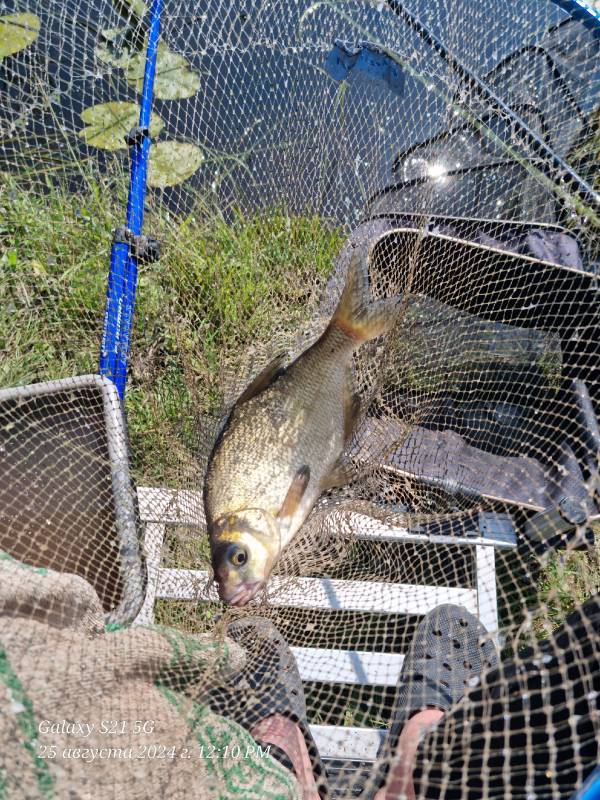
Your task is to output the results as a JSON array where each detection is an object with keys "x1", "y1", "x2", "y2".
[{"x1": 1, "y1": 0, "x2": 599, "y2": 797}]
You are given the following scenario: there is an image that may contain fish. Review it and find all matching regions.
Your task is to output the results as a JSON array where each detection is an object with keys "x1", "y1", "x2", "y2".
[{"x1": 204, "y1": 246, "x2": 399, "y2": 606}]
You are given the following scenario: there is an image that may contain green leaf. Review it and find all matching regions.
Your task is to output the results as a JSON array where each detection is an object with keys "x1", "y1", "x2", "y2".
[
  {"x1": 78, "y1": 101, "x2": 164, "y2": 150},
  {"x1": 125, "y1": 41, "x2": 200, "y2": 99},
  {"x1": 96, "y1": 31, "x2": 199, "y2": 100},
  {"x1": 147, "y1": 141, "x2": 204, "y2": 187},
  {"x1": 96, "y1": 27, "x2": 142, "y2": 68},
  {"x1": 0, "y1": 13, "x2": 40, "y2": 59}
]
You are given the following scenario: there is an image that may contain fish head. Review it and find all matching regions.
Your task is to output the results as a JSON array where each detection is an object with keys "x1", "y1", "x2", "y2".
[{"x1": 210, "y1": 509, "x2": 280, "y2": 606}]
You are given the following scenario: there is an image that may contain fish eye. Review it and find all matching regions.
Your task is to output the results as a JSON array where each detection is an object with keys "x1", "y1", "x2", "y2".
[{"x1": 228, "y1": 545, "x2": 248, "y2": 567}]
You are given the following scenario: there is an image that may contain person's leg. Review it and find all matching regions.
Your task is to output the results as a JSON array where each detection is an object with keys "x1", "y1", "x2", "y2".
[
  {"x1": 373, "y1": 709, "x2": 444, "y2": 800},
  {"x1": 371, "y1": 603, "x2": 499, "y2": 799},
  {"x1": 207, "y1": 616, "x2": 328, "y2": 799},
  {"x1": 251, "y1": 714, "x2": 320, "y2": 799},
  {"x1": 412, "y1": 594, "x2": 600, "y2": 799}
]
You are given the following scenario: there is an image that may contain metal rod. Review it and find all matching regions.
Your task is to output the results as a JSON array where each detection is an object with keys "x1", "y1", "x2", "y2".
[
  {"x1": 551, "y1": 0, "x2": 600, "y2": 32},
  {"x1": 571, "y1": 766, "x2": 600, "y2": 800},
  {"x1": 385, "y1": 0, "x2": 600, "y2": 216},
  {"x1": 99, "y1": 0, "x2": 163, "y2": 400}
]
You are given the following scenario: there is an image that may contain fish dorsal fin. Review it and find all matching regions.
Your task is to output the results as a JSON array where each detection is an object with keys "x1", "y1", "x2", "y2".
[
  {"x1": 235, "y1": 351, "x2": 287, "y2": 406},
  {"x1": 277, "y1": 465, "x2": 310, "y2": 521}
]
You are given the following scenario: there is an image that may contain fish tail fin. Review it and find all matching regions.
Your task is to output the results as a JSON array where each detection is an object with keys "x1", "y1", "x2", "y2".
[{"x1": 330, "y1": 245, "x2": 399, "y2": 344}]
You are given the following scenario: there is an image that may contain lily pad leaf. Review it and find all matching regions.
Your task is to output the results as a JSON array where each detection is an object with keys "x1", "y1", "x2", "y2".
[
  {"x1": 0, "y1": 13, "x2": 41, "y2": 60},
  {"x1": 147, "y1": 141, "x2": 204, "y2": 187},
  {"x1": 126, "y1": 41, "x2": 200, "y2": 99},
  {"x1": 96, "y1": 27, "x2": 145, "y2": 67},
  {"x1": 78, "y1": 101, "x2": 164, "y2": 150}
]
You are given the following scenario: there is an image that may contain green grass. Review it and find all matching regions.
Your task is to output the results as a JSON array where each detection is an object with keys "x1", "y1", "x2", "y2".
[
  {"x1": 0, "y1": 172, "x2": 343, "y2": 484},
  {"x1": 155, "y1": 600, "x2": 222, "y2": 633},
  {"x1": 532, "y1": 527, "x2": 600, "y2": 639},
  {"x1": 160, "y1": 525, "x2": 211, "y2": 570}
]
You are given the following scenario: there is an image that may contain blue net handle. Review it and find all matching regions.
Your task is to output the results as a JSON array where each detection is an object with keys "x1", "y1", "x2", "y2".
[{"x1": 99, "y1": 0, "x2": 163, "y2": 400}]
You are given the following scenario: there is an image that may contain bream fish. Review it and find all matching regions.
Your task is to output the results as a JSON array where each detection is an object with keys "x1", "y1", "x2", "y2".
[{"x1": 204, "y1": 246, "x2": 398, "y2": 605}]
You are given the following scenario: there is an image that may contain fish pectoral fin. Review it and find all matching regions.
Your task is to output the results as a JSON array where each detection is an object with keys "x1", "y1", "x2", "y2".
[
  {"x1": 319, "y1": 459, "x2": 353, "y2": 492},
  {"x1": 235, "y1": 351, "x2": 287, "y2": 406},
  {"x1": 277, "y1": 465, "x2": 311, "y2": 521}
]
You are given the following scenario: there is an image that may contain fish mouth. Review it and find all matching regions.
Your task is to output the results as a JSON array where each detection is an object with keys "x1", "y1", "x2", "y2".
[{"x1": 219, "y1": 581, "x2": 264, "y2": 607}]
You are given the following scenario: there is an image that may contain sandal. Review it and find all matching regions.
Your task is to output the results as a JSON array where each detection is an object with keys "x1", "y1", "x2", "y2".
[
  {"x1": 373, "y1": 604, "x2": 499, "y2": 791},
  {"x1": 211, "y1": 616, "x2": 329, "y2": 798},
  {"x1": 401, "y1": 596, "x2": 600, "y2": 798}
]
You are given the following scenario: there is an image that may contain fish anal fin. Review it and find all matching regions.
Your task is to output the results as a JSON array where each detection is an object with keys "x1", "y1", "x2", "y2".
[
  {"x1": 344, "y1": 385, "x2": 362, "y2": 444},
  {"x1": 236, "y1": 351, "x2": 287, "y2": 406},
  {"x1": 277, "y1": 465, "x2": 310, "y2": 521},
  {"x1": 319, "y1": 459, "x2": 352, "y2": 492}
]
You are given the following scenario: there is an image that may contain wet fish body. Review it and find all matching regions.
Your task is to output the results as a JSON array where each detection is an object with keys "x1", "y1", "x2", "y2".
[{"x1": 204, "y1": 248, "x2": 397, "y2": 605}]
